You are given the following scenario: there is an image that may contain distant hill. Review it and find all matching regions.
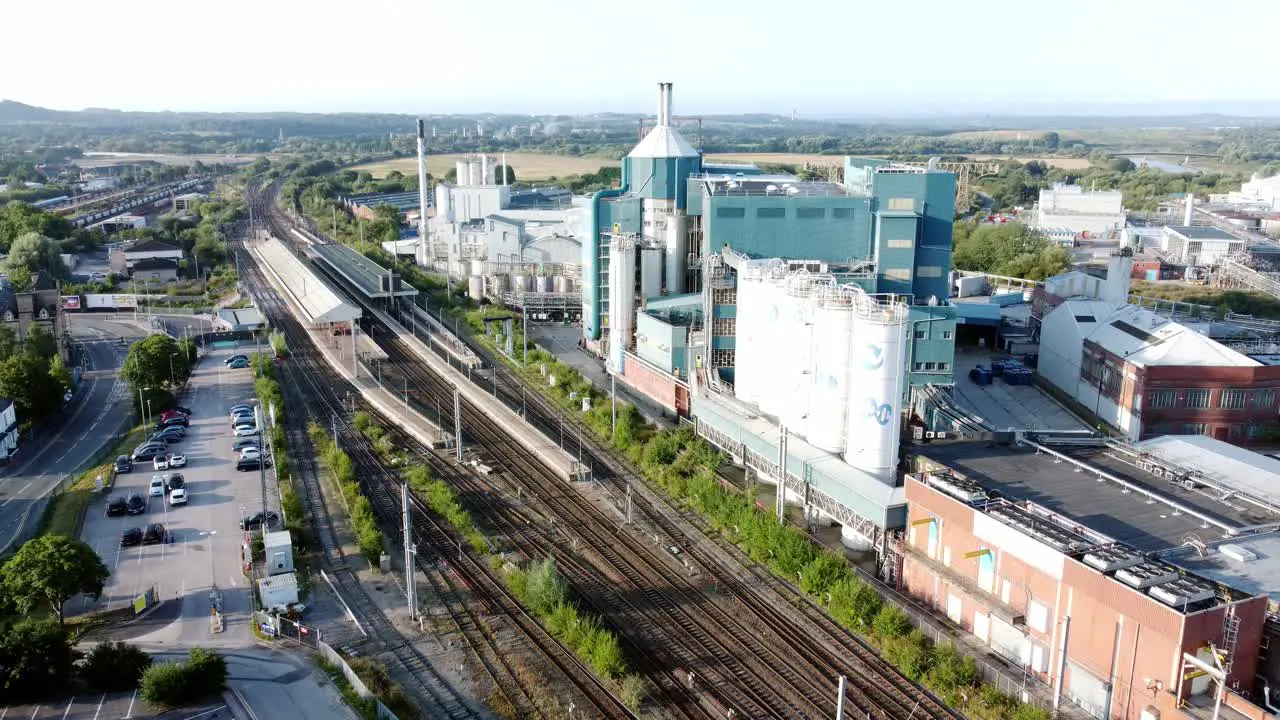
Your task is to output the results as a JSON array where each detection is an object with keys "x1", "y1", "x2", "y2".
[{"x1": 0, "y1": 100, "x2": 69, "y2": 123}]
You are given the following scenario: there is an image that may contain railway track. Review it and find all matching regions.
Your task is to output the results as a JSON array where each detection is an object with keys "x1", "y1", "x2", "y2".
[
  {"x1": 243, "y1": 182, "x2": 633, "y2": 719},
  {"x1": 259, "y1": 178, "x2": 963, "y2": 719}
]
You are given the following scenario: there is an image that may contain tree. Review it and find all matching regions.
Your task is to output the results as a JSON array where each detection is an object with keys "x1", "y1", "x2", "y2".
[
  {"x1": 23, "y1": 323, "x2": 57, "y2": 359},
  {"x1": 0, "y1": 353, "x2": 64, "y2": 424},
  {"x1": 140, "y1": 648, "x2": 227, "y2": 709},
  {"x1": 123, "y1": 333, "x2": 189, "y2": 394},
  {"x1": 1, "y1": 534, "x2": 110, "y2": 625},
  {"x1": 80, "y1": 641, "x2": 153, "y2": 692},
  {"x1": 1040, "y1": 132, "x2": 1060, "y2": 151},
  {"x1": 1108, "y1": 157, "x2": 1137, "y2": 173},
  {"x1": 5, "y1": 265, "x2": 32, "y2": 292},
  {"x1": 952, "y1": 222, "x2": 1071, "y2": 280},
  {"x1": 494, "y1": 163, "x2": 517, "y2": 185},
  {"x1": 3, "y1": 232, "x2": 67, "y2": 280},
  {"x1": 0, "y1": 619, "x2": 77, "y2": 702}
]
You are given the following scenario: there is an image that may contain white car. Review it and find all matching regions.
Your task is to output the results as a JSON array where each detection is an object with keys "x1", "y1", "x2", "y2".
[
  {"x1": 153, "y1": 455, "x2": 170, "y2": 471},
  {"x1": 149, "y1": 477, "x2": 165, "y2": 497},
  {"x1": 234, "y1": 426, "x2": 259, "y2": 438},
  {"x1": 167, "y1": 453, "x2": 187, "y2": 468},
  {"x1": 169, "y1": 488, "x2": 187, "y2": 506},
  {"x1": 239, "y1": 447, "x2": 263, "y2": 461}
]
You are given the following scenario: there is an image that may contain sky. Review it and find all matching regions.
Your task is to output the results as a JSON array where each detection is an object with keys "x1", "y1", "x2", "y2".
[{"x1": 3, "y1": 0, "x2": 1278, "y2": 116}]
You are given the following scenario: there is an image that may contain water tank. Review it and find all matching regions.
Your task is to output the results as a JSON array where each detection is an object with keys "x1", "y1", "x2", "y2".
[
  {"x1": 469, "y1": 258, "x2": 486, "y2": 276},
  {"x1": 553, "y1": 276, "x2": 569, "y2": 293},
  {"x1": 608, "y1": 239, "x2": 636, "y2": 373},
  {"x1": 512, "y1": 274, "x2": 530, "y2": 292},
  {"x1": 535, "y1": 274, "x2": 552, "y2": 293},
  {"x1": 487, "y1": 274, "x2": 509, "y2": 293},
  {"x1": 807, "y1": 288, "x2": 856, "y2": 452},
  {"x1": 467, "y1": 275, "x2": 484, "y2": 300},
  {"x1": 640, "y1": 247, "x2": 663, "y2": 299},
  {"x1": 843, "y1": 297, "x2": 909, "y2": 479}
]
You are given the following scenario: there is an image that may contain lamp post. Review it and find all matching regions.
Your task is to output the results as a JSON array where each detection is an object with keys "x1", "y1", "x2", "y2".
[
  {"x1": 169, "y1": 353, "x2": 178, "y2": 387},
  {"x1": 146, "y1": 399, "x2": 153, "y2": 429}
]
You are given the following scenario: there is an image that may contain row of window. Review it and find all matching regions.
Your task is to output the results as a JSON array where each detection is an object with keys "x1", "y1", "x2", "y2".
[
  {"x1": 1145, "y1": 388, "x2": 1277, "y2": 410},
  {"x1": 914, "y1": 329, "x2": 954, "y2": 340},
  {"x1": 714, "y1": 206, "x2": 860, "y2": 220},
  {"x1": 912, "y1": 361, "x2": 951, "y2": 372},
  {"x1": 1144, "y1": 422, "x2": 1267, "y2": 439}
]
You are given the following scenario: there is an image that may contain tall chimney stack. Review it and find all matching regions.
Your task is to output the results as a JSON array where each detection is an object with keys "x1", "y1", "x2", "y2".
[
  {"x1": 415, "y1": 119, "x2": 429, "y2": 265},
  {"x1": 1184, "y1": 193, "x2": 1194, "y2": 226}
]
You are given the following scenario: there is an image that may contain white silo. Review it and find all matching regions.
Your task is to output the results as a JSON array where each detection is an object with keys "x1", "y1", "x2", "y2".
[
  {"x1": 843, "y1": 295, "x2": 909, "y2": 479},
  {"x1": 513, "y1": 273, "x2": 530, "y2": 292},
  {"x1": 806, "y1": 285, "x2": 857, "y2": 453},
  {"x1": 640, "y1": 247, "x2": 663, "y2": 299},
  {"x1": 755, "y1": 271, "x2": 788, "y2": 417},
  {"x1": 607, "y1": 236, "x2": 637, "y2": 374},
  {"x1": 468, "y1": 275, "x2": 484, "y2": 300},
  {"x1": 665, "y1": 213, "x2": 687, "y2": 295},
  {"x1": 779, "y1": 272, "x2": 818, "y2": 431},
  {"x1": 734, "y1": 272, "x2": 760, "y2": 405}
]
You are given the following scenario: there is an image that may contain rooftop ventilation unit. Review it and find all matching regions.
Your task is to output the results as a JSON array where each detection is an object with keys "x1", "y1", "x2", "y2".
[
  {"x1": 989, "y1": 505, "x2": 1088, "y2": 554},
  {"x1": 1115, "y1": 562, "x2": 1179, "y2": 590},
  {"x1": 1149, "y1": 577, "x2": 1216, "y2": 608},
  {"x1": 1219, "y1": 544, "x2": 1258, "y2": 563},
  {"x1": 925, "y1": 473, "x2": 988, "y2": 504},
  {"x1": 1082, "y1": 546, "x2": 1145, "y2": 573}
]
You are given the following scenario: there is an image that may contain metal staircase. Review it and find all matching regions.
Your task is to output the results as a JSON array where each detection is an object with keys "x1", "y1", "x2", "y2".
[{"x1": 1216, "y1": 258, "x2": 1280, "y2": 302}]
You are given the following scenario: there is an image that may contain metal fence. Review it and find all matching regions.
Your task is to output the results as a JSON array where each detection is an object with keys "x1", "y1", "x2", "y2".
[{"x1": 318, "y1": 639, "x2": 400, "y2": 720}]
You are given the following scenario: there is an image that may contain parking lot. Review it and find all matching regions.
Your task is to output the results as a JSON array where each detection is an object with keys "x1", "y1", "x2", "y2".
[
  {"x1": 74, "y1": 345, "x2": 283, "y2": 642},
  {"x1": 952, "y1": 349, "x2": 1090, "y2": 432}
]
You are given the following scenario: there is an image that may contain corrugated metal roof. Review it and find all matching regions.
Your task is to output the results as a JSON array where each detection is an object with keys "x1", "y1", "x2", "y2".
[
  {"x1": 256, "y1": 238, "x2": 361, "y2": 325},
  {"x1": 1085, "y1": 303, "x2": 1258, "y2": 368},
  {"x1": 1166, "y1": 225, "x2": 1238, "y2": 240},
  {"x1": 1136, "y1": 435, "x2": 1280, "y2": 506}
]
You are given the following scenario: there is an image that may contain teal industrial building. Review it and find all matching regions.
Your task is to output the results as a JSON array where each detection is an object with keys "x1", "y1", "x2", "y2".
[{"x1": 578, "y1": 83, "x2": 961, "y2": 551}]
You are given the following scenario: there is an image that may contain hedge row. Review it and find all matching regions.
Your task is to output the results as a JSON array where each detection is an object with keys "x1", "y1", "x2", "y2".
[{"x1": 308, "y1": 423, "x2": 384, "y2": 561}]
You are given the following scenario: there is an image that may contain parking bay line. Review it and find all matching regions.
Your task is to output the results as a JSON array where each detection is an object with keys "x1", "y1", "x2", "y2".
[
  {"x1": 61, "y1": 697, "x2": 74, "y2": 720},
  {"x1": 93, "y1": 694, "x2": 104, "y2": 720}
]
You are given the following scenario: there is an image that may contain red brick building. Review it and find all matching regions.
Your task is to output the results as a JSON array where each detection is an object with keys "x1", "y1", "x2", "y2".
[{"x1": 903, "y1": 441, "x2": 1276, "y2": 720}]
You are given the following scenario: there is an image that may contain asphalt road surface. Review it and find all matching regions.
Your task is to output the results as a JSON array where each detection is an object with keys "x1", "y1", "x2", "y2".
[{"x1": 0, "y1": 316, "x2": 143, "y2": 552}]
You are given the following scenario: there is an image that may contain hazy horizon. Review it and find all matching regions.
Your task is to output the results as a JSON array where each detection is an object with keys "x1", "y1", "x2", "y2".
[{"x1": 3, "y1": 0, "x2": 1275, "y2": 117}]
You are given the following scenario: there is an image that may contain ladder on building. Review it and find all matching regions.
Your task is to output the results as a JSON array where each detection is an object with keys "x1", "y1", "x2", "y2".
[{"x1": 1222, "y1": 604, "x2": 1240, "y2": 675}]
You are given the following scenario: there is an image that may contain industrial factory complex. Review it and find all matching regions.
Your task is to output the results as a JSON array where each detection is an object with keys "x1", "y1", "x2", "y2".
[{"x1": 342, "y1": 83, "x2": 1280, "y2": 720}]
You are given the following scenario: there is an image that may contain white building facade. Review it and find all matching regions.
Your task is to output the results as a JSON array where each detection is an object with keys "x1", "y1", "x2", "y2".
[{"x1": 1033, "y1": 183, "x2": 1126, "y2": 237}]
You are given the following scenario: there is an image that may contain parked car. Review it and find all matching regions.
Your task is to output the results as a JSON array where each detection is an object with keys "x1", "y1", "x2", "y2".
[
  {"x1": 169, "y1": 488, "x2": 188, "y2": 506},
  {"x1": 165, "y1": 473, "x2": 185, "y2": 491},
  {"x1": 132, "y1": 444, "x2": 166, "y2": 462},
  {"x1": 142, "y1": 523, "x2": 167, "y2": 545},
  {"x1": 153, "y1": 455, "x2": 170, "y2": 471},
  {"x1": 224, "y1": 355, "x2": 249, "y2": 366},
  {"x1": 120, "y1": 528, "x2": 144, "y2": 547},
  {"x1": 167, "y1": 453, "x2": 187, "y2": 469},
  {"x1": 239, "y1": 447, "x2": 263, "y2": 461},
  {"x1": 234, "y1": 426, "x2": 259, "y2": 438},
  {"x1": 151, "y1": 431, "x2": 183, "y2": 444},
  {"x1": 106, "y1": 496, "x2": 128, "y2": 517},
  {"x1": 232, "y1": 438, "x2": 260, "y2": 453},
  {"x1": 158, "y1": 415, "x2": 189, "y2": 428},
  {"x1": 227, "y1": 358, "x2": 250, "y2": 369},
  {"x1": 160, "y1": 409, "x2": 188, "y2": 422},
  {"x1": 228, "y1": 404, "x2": 254, "y2": 416},
  {"x1": 126, "y1": 494, "x2": 147, "y2": 515},
  {"x1": 239, "y1": 511, "x2": 280, "y2": 530},
  {"x1": 114, "y1": 455, "x2": 133, "y2": 473},
  {"x1": 149, "y1": 477, "x2": 165, "y2": 497},
  {"x1": 155, "y1": 423, "x2": 187, "y2": 435},
  {"x1": 171, "y1": 405, "x2": 193, "y2": 416},
  {"x1": 236, "y1": 457, "x2": 271, "y2": 472}
]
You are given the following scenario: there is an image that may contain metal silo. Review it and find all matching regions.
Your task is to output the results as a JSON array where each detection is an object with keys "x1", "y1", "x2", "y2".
[
  {"x1": 513, "y1": 274, "x2": 530, "y2": 292},
  {"x1": 779, "y1": 271, "x2": 819, "y2": 431},
  {"x1": 467, "y1": 275, "x2": 484, "y2": 301},
  {"x1": 665, "y1": 213, "x2": 687, "y2": 295},
  {"x1": 843, "y1": 295, "x2": 909, "y2": 479},
  {"x1": 806, "y1": 285, "x2": 857, "y2": 453},
  {"x1": 733, "y1": 271, "x2": 759, "y2": 405},
  {"x1": 756, "y1": 271, "x2": 788, "y2": 417},
  {"x1": 607, "y1": 236, "x2": 636, "y2": 373}
]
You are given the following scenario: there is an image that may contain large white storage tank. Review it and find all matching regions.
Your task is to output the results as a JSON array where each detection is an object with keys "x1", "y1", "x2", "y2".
[
  {"x1": 640, "y1": 247, "x2": 663, "y2": 300},
  {"x1": 665, "y1": 214, "x2": 687, "y2": 295},
  {"x1": 512, "y1": 274, "x2": 530, "y2": 292},
  {"x1": 806, "y1": 286, "x2": 857, "y2": 453},
  {"x1": 607, "y1": 239, "x2": 636, "y2": 374},
  {"x1": 468, "y1": 275, "x2": 484, "y2": 300},
  {"x1": 779, "y1": 272, "x2": 818, "y2": 431},
  {"x1": 843, "y1": 296, "x2": 909, "y2": 479},
  {"x1": 755, "y1": 273, "x2": 788, "y2": 417},
  {"x1": 734, "y1": 273, "x2": 760, "y2": 406}
]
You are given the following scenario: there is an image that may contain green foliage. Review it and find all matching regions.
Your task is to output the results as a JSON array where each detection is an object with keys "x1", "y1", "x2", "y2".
[
  {"x1": 122, "y1": 333, "x2": 193, "y2": 402},
  {"x1": 79, "y1": 641, "x2": 153, "y2": 692},
  {"x1": 268, "y1": 329, "x2": 288, "y2": 357},
  {"x1": 828, "y1": 577, "x2": 882, "y2": 631},
  {"x1": 952, "y1": 222, "x2": 1072, "y2": 280},
  {"x1": 139, "y1": 647, "x2": 228, "y2": 709},
  {"x1": 926, "y1": 642, "x2": 979, "y2": 697},
  {"x1": 882, "y1": 630, "x2": 932, "y2": 681},
  {"x1": 2, "y1": 534, "x2": 109, "y2": 624},
  {"x1": 316, "y1": 657, "x2": 377, "y2": 720},
  {"x1": 0, "y1": 352, "x2": 67, "y2": 426},
  {"x1": 503, "y1": 559, "x2": 629, "y2": 680},
  {"x1": 1130, "y1": 280, "x2": 1280, "y2": 321},
  {"x1": 0, "y1": 202, "x2": 73, "y2": 254},
  {"x1": 0, "y1": 619, "x2": 77, "y2": 702},
  {"x1": 308, "y1": 424, "x2": 384, "y2": 561},
  {"x1": 346, "y1": 656, "x2": 421, "y2": 720},
  {"x1": 871, "y1": 605, "x2": 913, "y2": 640},
  {"x1": 3, "y1": 232, "x2": 68, "y2": 280}
]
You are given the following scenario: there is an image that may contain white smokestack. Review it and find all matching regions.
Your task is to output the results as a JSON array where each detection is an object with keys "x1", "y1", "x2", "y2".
[
  {"x1": 415, "y1": 119, "x2": 429, "y2": 265},
  {"x1": 661, "y1": 82, "x2": 674, "y2": 126},
  {"x1": 656, "y1": 83, "x2": 665, "y2": 126},
  {"x1": 501, "y1": 152, "x2": 508, "y2": 186},
  {"x1": 1184, "y1": 194, "x2": 1194, "y2": 226}
]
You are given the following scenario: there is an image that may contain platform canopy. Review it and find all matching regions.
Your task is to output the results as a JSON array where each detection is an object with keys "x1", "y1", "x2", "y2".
[{"x1": 259, "y1": 237, "x2": 362, "y2": 325}]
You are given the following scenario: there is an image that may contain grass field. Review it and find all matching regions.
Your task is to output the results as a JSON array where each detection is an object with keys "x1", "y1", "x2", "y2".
[
  {"x1": 77, "y1": 152, "x2": 267, "y2": 168},
  {"x1": 353, "y1": 153, "x2": 619, "y2": 180}
]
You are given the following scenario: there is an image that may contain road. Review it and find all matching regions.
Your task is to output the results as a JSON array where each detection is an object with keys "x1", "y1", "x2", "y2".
[{"x1": 0, "y1": 316, "x2": 144, "y2": 552}]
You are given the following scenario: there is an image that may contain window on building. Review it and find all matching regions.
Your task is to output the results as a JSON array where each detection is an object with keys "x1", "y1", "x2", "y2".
[
  {"x1": 756, "y1": 207, "x2": 786, "y2": 219},
  {"x1": 888, "y1": 197, "x2": 916, "y2": 211},
  {"x1": 912, "y1": 362, "x2": 924, "y2": 371},
  {"x1": 925, "y1": 362, "x2": 937, "y2": 371},
  {"x1": 914, "y1": 330, "x2": 927, "y2": 340},
  {"x1": 1181, "y1": 423, "x2": 1207, "y2": 435},
  {"x1": 796, "y1": 207, "x2": 825, "y2": 219},
  {"x1": 832, "y1": 208, "x2": 856, "y2": 219},
  {"x1": 942, "y1": 331, "x2": 954, "y2": 340},
  {"x1": 1184, "y1": 388, "x2": 1211, "y2": 409},
  {"x1": 1219, "y1": 389, "x2": 1247, "y2": 409},
  {"x1": 1027, "y1": 600, "x2": 1049, "y2": 633},
  {"x1": 917, "y1": 266, "x2": 943, "y2": 277},
  {"x1": 1253, "y1": 389, "x2": 1277, "y2": 408},
  {"x1": 884, "y1": 268, "x2": 912, "y2": 281},
  {"x1": 887, "y1": 239, "x2": 914, "y2": 249},
  {"x1": 938, "y1": 362, "x2": 950, "y2": 372},
  {"x1": 715, "y1": 207, "x2": 745, "y2": 219},
  {"x1": 1147, "y1": 390, "x2": 1176, "y2": 409}
]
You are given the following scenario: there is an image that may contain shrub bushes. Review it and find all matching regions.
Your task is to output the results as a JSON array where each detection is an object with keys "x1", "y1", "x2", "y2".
[
  {"x1": 80, "y1": 641, "x2": 154, "y2": 692},
  {"x1": 308, "y1": 424, "x2": 384, "y2": 561},
  {"x1": 139, "y1": 648, "x2": 227, "y2": 709}
]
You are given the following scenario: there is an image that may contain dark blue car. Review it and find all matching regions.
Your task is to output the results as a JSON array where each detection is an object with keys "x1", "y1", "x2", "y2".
[{"x1": 228, "y1": 358, "x2": 250, "y2": 369}]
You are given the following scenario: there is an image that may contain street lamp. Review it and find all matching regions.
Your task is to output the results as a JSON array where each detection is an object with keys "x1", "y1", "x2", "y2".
[
  {"x1": 146, "y1": 399, "x2": 153, "y2": 429},
  {"x1": 169, "y1": 353, "x2": 179, "y2": 387},
  {"x1": 138, "y1": 386, "x2": 153, "y2": 427}
]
